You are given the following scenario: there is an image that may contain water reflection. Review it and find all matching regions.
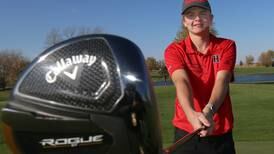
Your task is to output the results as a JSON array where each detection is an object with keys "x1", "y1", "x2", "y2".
[{"x1": 235, "y1": 74, "x2": 274, "y2": 83}]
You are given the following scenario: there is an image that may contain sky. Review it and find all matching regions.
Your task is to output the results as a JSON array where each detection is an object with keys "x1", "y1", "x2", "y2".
[{"x1": 1, "y1": 0, "x2": 274, "y2": 64}]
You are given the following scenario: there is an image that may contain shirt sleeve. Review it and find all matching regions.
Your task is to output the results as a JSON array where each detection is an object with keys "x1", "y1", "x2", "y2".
[
  {"x1": 219, "y1": 41, "x2": 236, "y2": 72},
  {"x1": 164, "y1": 43, "x2": 185, "y2": 77}
]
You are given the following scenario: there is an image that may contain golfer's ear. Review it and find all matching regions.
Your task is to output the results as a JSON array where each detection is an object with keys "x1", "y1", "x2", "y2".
[{"x1": 182, "y1": 16, "x2": 187, "y2": 27}]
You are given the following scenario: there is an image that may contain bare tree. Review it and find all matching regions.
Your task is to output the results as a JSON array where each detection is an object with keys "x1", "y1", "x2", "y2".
[
  {"x1": 45, "y1": 28, "x2": 63, "y2": 48},
  {"x1": 245, "y1": 55, "x2": 254, "y2": 66},
  {"x1": 78, "y1": 26, "x2": 104, "y2": 35},
  {"x1": 45, "y1": 26, "x2": 105, "y2": 48},
  {"x1": 63, "y1": 27, "x2": 77, "y2": 39},
  {"x1": 92, "y1": 26, "x2": 104, "y2": 34},
  {"x1": 0, "y1": 49, "x2": 29, "y2": 89},
  {"x1": 78, "y1": 27, "x2": 92, "y2": 36}
]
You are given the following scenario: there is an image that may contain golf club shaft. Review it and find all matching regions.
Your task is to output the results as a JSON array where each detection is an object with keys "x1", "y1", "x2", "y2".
[{"x1": 162, "y1": 127, "x2": 205, "y2": 154}]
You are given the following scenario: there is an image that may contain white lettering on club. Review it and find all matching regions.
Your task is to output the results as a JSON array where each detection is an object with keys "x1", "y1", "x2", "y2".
[
  {"x1": 39, "y1": 135, "x2": 104, "y2": 148},
  {"x1": 45, "y1": 54, "x2": 97, "y2": 83}
]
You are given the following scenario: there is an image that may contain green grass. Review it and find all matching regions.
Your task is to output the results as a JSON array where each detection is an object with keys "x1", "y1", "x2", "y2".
[
  {"x1": 150, "y1": 66, "x2": 274, "y2": 81},
  {"x1": 236, "y1": 141, "x2": 274, "y2": 154},
  {"x1": 0, "y1": 90, "x2": 10, "y2": 102},
  {"x1": 155, "y1": 86, "x2": 176, "y2": 146},
  {"x1": 230, "y1": 84, "x2": 274, "y2": 141},
  {"x1": 150, "y1": 70, "x2": 170, "y2": 81},
  {"x1": 1, "y1": 84, "x2": 274, "y2": 153},
  {"x1": 155, "y1": 84, "x2": 274, "y2": 153},
  {"x1": 234, "y1": 66, "x2": 274, "y2": 75},
  {"x1": 0, "y1": 144, "x2": 11, "y2": 154}
]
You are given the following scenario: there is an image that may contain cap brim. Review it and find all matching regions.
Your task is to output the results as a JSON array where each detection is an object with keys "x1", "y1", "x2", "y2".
[{"x1": 182, "y1": 4, "x2": 211, "y2": 14}]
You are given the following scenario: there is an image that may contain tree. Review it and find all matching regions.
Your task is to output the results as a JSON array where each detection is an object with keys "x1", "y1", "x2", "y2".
[
  {"x1": 45, "y1": 28, "x2": 63, "y2": 48},
  {"x1": 259, "y1": 49, "x2": 274, "y2": 67},
  {"x1": 0, "y1": 50, "x2": 29, "y2": 89},
  {"x1": 239, "y1": 60, "x2": 244, "y2": 66},
  {"x1": 45, "y1": 26, "x2": 104, "y2": 48},
  {"x1": 63, "y1": 27, "x2": 77, "y2": 39},
  {"x1": 145, "y1": 57, "x2": 158, "y2": 72},
  {"x1": 157, "y1": 60, "x2": 169, "y2": 80},
  {"x1": 175, "y1": 23, "x2": 218, "y2": 41},
  {"x1": 92, "y1": 26, "x2": 104, "y2": 34},
  {"x1": 245, "y1": 55, "x2": 254, "y2": 66},
  {"x1": 78, "y1": 27, "x2": 92, "y2": 36}
]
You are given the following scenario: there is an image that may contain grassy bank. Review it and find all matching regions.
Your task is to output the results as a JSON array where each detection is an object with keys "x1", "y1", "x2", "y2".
[
  {"x1": 1, "y1": 83, "x2": 274, "y2": 153},
  {"x1": 234, "y1": 66, "x2": 274, "y2": 75},
  {"x1": 0, "y1": 90, "x2": 10, "y2": 102},
  {"x1": 151, "y1": 66, "x2": 274, "y2": 81}
]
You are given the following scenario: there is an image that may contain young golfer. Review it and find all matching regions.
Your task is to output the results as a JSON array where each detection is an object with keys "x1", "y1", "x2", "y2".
[{"x1": 164, "y1": 0, "x2": 237, "y2": 153}]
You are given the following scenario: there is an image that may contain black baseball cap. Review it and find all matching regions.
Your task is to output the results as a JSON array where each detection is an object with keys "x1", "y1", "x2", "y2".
[{"x1": 182, "y1": 0, "x2": 211, "y2": 14}]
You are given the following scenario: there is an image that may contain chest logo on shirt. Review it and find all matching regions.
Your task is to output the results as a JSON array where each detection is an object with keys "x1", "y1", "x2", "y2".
[{"x1": 212, "y1": 55, "x2": 220, "y2": 63}]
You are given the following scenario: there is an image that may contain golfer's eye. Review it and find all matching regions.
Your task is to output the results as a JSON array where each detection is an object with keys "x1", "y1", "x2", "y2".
[
  {"x1": 185, "y1": 13, "x2": 195, "y2": 19},
  {"x1": 199, "y1": 11, "x2": 208, "y2": 18}
]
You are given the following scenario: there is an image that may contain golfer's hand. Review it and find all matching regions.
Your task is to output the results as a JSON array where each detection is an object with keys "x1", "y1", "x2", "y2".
[
  {"x1": 201, "y1": 108, "x2": 215, "y2": 137},
  {"x1": 188, "y1": 112, "x2": 211, "y2": 137}
]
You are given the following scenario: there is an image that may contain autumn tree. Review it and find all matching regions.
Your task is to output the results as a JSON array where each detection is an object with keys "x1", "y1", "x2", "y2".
[
  {"x1": 145, "y1": 57, "x2": 158, "y2": 72},
  {"x1": 259, "y1": 49, "x2": 274, "y2": 67},
  {"x1": 0, "y1": 50, "x2": 29, "y2": 89},
  {"x1": 157, "y1": 60, "x2": 169, "y2": 80}
]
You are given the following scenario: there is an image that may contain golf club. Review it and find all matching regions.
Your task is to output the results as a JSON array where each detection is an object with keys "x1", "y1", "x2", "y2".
[
  {"x1": 1, "y1": 34, "x2": 204, "y2": 154},
  {"x1": 1, "y1": 34, "x2": 163, "y2": 154},
  {"x1": 162, "y1": 126, "x2": 206, "y2": 154}
]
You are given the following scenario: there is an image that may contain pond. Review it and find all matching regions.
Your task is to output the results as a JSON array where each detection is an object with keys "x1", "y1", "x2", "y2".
[
  {"x1": 154, "y1": 74, "x2": 274, "y2": 86},
  {"x1": 234, "y1": 74, "x2": 274, "y2": 83}
]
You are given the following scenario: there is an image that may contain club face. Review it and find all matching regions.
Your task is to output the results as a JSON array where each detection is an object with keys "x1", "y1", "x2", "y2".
[
  {"x1": 14, "y1": 36, "x2": 123, "y2": 114},
  {"x1": 2, "y1": 34, "x2": 162, "y2": 154}
]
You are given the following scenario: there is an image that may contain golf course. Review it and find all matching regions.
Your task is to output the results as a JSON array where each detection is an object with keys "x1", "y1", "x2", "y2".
[{"x1": 1, "y1": 67, "x2": 274, "y2": 153}]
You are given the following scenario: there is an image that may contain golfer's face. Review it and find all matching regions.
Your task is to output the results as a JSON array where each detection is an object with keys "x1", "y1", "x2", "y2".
[{"x1": 183, "y1": 7, "x2": 213, "y2": 35}]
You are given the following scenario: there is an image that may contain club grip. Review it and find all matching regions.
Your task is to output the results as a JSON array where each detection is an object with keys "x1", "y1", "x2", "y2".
[{"x1": 162, "y1": 127, "x2": 207, "y2": 153}]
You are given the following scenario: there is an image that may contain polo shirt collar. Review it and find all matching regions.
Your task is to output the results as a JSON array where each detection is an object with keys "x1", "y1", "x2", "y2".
[{"x1": 185, "y1": 34, "x2": 216, "y2": 55}]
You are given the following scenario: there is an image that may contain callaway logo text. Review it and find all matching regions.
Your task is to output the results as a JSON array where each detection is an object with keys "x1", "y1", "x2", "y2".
[{"x1": 45, "y1": 54, "x2": 96, "y2": 83}]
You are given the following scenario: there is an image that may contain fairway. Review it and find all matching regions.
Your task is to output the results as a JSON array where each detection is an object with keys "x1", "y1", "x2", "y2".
[
  {"x1": 234, "y1": 66, "x2": 274, "y2": 75},
  {"x1": 1, "y1": 83, "x2": 274, "y2": 153},
  {"x1": 236, "y1": 141, "x2": 274, "y2": 154}
]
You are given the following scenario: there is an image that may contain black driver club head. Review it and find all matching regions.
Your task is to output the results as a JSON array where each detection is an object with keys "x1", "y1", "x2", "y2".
[{"x1": 1, "y1": 34, "x2": 162, "y2": 154}]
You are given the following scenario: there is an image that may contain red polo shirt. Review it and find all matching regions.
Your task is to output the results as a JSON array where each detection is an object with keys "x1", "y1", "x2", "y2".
[{"x1": 164, "y1": 35, "x2": 236, "y2": 135}]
